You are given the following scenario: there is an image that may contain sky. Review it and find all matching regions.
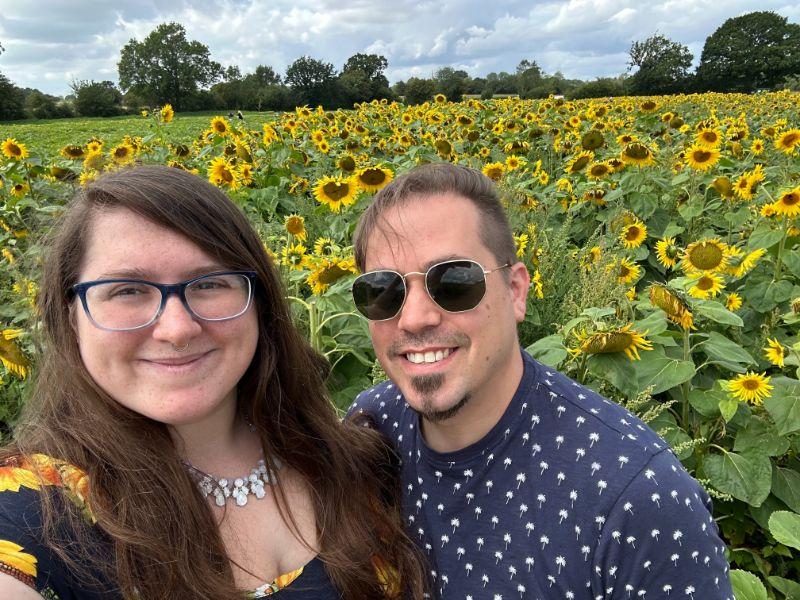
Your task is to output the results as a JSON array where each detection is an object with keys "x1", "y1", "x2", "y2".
[{"x1": 1, "y1": 0, "x2": 799, "y2": 97}]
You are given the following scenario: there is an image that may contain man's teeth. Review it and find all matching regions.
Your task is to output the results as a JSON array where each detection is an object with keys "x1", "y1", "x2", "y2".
[{"x1": 406, "y1": 348, "x2": 452, "y2": 364}]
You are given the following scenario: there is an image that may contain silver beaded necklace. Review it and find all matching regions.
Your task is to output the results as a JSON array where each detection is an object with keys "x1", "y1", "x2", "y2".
[{"x1": 183, "y1": 457, "x2": 282, "y2": 507}]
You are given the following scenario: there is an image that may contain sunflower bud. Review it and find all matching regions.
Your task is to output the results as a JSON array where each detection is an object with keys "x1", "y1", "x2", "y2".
[{"x1": 649, "y1": 284, "x2": 694, "y2": 330}]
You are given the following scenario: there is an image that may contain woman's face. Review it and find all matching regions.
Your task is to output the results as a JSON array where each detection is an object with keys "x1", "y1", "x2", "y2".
[{"x1": 73, "y1": 207, "x2": 259, "y2": 427}]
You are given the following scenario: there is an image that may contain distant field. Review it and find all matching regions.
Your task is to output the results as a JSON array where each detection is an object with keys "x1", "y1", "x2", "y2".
[{"x1": 1, "y1": 111, "x2": 278, "y2": 156}]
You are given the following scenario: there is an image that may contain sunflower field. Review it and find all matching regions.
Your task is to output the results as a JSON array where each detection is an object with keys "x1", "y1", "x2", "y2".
[{"x1": 2, "y1": 91, "x2": 800, "y2": 596}]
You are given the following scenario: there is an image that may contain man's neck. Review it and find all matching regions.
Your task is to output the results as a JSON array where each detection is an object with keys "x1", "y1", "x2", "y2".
[{"x1": 420, "y1": 350, "x2": 524, "y2": 453}]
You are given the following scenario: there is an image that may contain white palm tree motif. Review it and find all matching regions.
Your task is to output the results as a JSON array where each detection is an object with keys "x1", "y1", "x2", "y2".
[
  {"x1": 555, "y1": 435, "x2": 565, "y2": 448},
  {"x1": 663, "y1": 584, "x2": 672, "y2": 594},
  {"x1": 643, "y1": 560, "x2": 652, "y2": 570},
  {"x1": 421, "y1": 492, "x2": 428, "y2": 503},
  {"x1": 626, "y1": 535, "x2": 637, "y2": 548},
  {"x1": 644, "y1": 469, "x2": 658, "y2": 485},
  {"x1": 626, "y1": 584, "x2": 634, "y2": 596},
  {"x1": 540, "y1": 534, "x2": 549, "y2": 549},
  {"x1": 651, "y1": 493, "x2": 661, "y2": 507},
  {"x1": 597, "y1": 480, "x2": 607, "y2": 494},
  {"x1": 463, "y1": 469, "x2": 473, "y2": 481},
  {"x1": 481, "y1": 574, "x2": 489, "y2": 587},
  {"x1": 522, "y1": 432, "x2": 530, "y2": 445},
  {"x1": 651, "y1": 529, "x2": 660, "y2": 541},
  {"x1": 517, "y1": 583, "x2": 526, "y2": 596},
  {"x1": 558, "y1": 509, "x2": 569, "y2": 523},
  {"x1": 574, "y1": 524, "x2": 581, "y2": 540},
  {"x1": 525, "y1": 522, "x2": 535, "y2": 536},
  {"x1": 618, "y1": 455, "x2": 629, "y2": 468},
  {"x1": 504, "y1": 532, "x2": 512, "y2": 549},
  {"x1": 417, "y1": 527, "x2": 424, "y2": 539},
  {"x1": 684, "y1": 585, "x2": 695, "y2": 599},
  {"x1": 595, "y1": 515, "x2": 606, "y2": 530},
  {"x1": 494, "y1": 551, "x2": 503, "y2": 564},
  {"x1": 575, "y1": 448, "x2": 586, "y2": 460},
  {"x1": 453, "y1": 482, "x2": 461, "y2": 495},
  {"x1": 508, "y1": 565, "x2": 517, "y2": 580},
  {"x1": 465, "y1": 562, "x2": 473, "y2": 576},
  {"x1": 670, "y1": 553, "x2": 680, "y2": 566},
  {"x1": 537, "y1": 493, "x2": 546, "y2": 508},
  {"x1": 556, "y1": 405, "x2": 566, "y2": 417},
  {"x1": 611, "y1": 530, "x2": 621, "y2": 543},
  {"x1": 531, "y1": 414, "x2": 540, "y2": 426},
  {"x1": 623, "y1": 501, "x2": 634, "y2": 514},
  {"x1": 576, "y1": 416, "x2": 586, "y2": 427},
  {"x1": 557, "y1": 472, "x2": 566, "y2": 485},
  {"x1": 589, "y1": 432, "x2": 600, "y2": 447},
  {"x1": 440, "y1": 534, "x2": 449, "y2": 547},
  {"x1": 506, "y1": 490, "x2": 514, "y2": 504},
  {"x1": 435, "y1": 470, "x2": 443, "y2": 483},
  {"x1": 555, "y1": 555, "x2": 566, "y2": 574},
  {"x1": 673, "y1": 530, "x2": 683, "y2": 546},
  {"x1": 671, "y1": 490, "x2": 680, "y2": 503},
  {"x1": 532, "y1": 443, "x2": 542, "y2": 456},
  {"x1": 486, "y1": 480, "x2": 494, "y2": 493},
  {"x1": 477, "y1": 537, "x2": 484, "y2": 550},
  {"x1": 525, "y1": 556, "x2": 535, "y2": 571},
  {"x1": 581, "y1": 546, "x2": 590, "y2": 561},
  {"x1": 516, "y1": 473, "x2": 527, "y2": 488},
  {"x1": 520, "y1": 402, "x2": 527, "y2": 414},
  {"x1": 504, "y1": 457, "x2": 512, "y2": 469},
  {"x1": 451, "y1": 518, "x2": 460, "y2": 533},
  {"x1": 486, "y1": 453, "x2": 494, "y2": 465},
  {"x1": 570, "y1": 490, "x2": 578, "y2": 507},
  {"x1": 437, "y1": 503, "x2": 444, "y2": 514},
  {"x1": 475, "y1": 506, "x2": 482, "y2": 519},
  {"x1": 519, "y1": 503, "x2": 528, "y2": 517},
  {"x1": 491, "y1": 515, "x2": 499, "y2": 529},
  {"x1": 466, "y1": 492, "x2": 474, "y2": 505},
  {"x1": 691, "y1": 550, "x2": 699, "y2": 562},
  {"x1": 590, "y1": 462, "x2": 601, "y2": 476}
]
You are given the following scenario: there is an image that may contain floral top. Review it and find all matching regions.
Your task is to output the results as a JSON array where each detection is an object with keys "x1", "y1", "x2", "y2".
[{"x1": 0, "y1": 454, "x2": 340, "y2": 599}]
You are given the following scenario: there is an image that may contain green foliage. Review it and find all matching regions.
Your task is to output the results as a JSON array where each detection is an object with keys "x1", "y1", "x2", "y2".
[
  {"x1": 0, "y1": 72, "x2": 26, "y2": 120},
  {"x1": 402, "y1": 77, "x2": 436, "y2": 105},
  {"x1": 285, "y1": 56, "x2": 337, "y2": 108},
  {"x1": 697, "y1": 11, "x2": 800, "y2": 92},
  {"x1": 71, "y1": 80, "x2": 123, "y2": 117},
  {"x1": 118, "y1": 22, "x2": 223, "y2": 110},
  {"x1": 24, "y1": 90, "x2": 73, "y2": 120},
  {"x1": 627, "y1": 34, "x2": 693, "y2": 95}
]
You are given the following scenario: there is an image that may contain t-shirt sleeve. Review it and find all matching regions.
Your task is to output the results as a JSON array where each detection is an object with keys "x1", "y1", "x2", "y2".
[
  {"x1": 0, "y1": 485, "x2": 71, "y2": 598},
  {"x1": 591, "y1": 449, "x2": 734, "y2": 599}
]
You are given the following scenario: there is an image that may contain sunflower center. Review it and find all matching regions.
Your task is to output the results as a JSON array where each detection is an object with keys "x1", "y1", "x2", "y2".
[
  {"x1": 359, "y1": 168, "x2": 386, "y2": 186},
  {"x1": 571, "y1": 156, "x2": 591, "y2": 172},
  {"x1": 783, "y1": 132, "x2": 799, "y2": 145},
  {"x1": 696, "y1": 276, "x2": 714, "y2": 291},
  {"x1": 692, "y1": 149, "x2": 712, "y2": 162},
  {"x1": 322, "y1": 181, "x2": 351, "y2": 201},
  {"x1": 742, "y1": 379, "x2": 760, "y2": 391},
  {"x1": 625, "y1": 226, "x2": 642, "y2": 241},
  {"x1": 317, "y1": 264, "x2": 350, "y2": 285},
  {"x1": 781, "y1": 192, "x2": 800, "y2": 207},
  {"x1": 624, "y1": 144, "x2": 650, "y2": 160},
  {"x1": 7, "y1": 143, "x2": 21, "y2": 156},
  {"x1": 688, "y1": 243, "x2": 723, "y2": 270},
  {"x1": 435, "y1": 140, "x2": 452, "y2": 155}
]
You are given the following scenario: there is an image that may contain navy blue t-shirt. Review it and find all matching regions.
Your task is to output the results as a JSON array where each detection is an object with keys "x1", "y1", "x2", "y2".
[{"x1": 349, "y1": 351, "x2": 734, "y2": 599}]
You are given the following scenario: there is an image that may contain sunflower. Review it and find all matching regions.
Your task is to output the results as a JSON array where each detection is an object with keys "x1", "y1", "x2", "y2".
[
  {"x1": 726, "y1": 372, "x2": 772, "y2": 405},
  {"x1": 619, "y1": 220, "x2": 647, "y2": 250},
  {"x1": 575, "y1": 324, "x2": 653, "y2": 361},
  {"x1": 337, "y1": 154, "x2": 356, "y2": 172},
  {"x1": 581, "y1": 130, "x2": 605, "y2": 151},
  {"x1": 733, "y1": 172, "x2": 757, "y2": 201},
  {"x1": 688, "y1": 272, "x2": 724, "y2": 299},
  {"x1": 306, "y1": 256, "x2": 357, "y2": 295},
  {"x1": 580, "y1": 246, "x2": 602, "y2": 271},
  {"x1": 649, "y1": 284, "x2": 694, "y2": 330},
  {"x1": 775, "y1": 129, "x2": 800, "y2": 154},
  {"x1": 86, "y1": 140, "x2": 103, "y2": 154},
  {"x1": 60, "y1": 145, "x2": 85, "y2": 159},
  {"x1": 620, "y1": 143, "x2": 655, "y2": 167},
  {"x1": 729, "y1": 248, "x2": 765, "y2": 277},
  {"x1": 681, "y1": 239, "x2": 728, "y2": 273},
  {"x1": 711, "y1": 176, "x2": 733, "y2": 199},
  {"x1": 1, "y1": 138, "x2": 29, "y2": 160},
  {"x1": 725, "y1": 292, "x2": 743, "y2": 311},
  {"x1": 684, "y1": 144, "x2": 720, "y2": 171},
  {"x1": 586, "y1": 162, "x2": 612, "y2": 180},
  {"x1": 210, "y1": 117, "x2": 230, "y2": 135},
  {"x1": 482, "y1": 162, "x2": 505, "y2": 181},
  {"x1": 109, "y1": 143, "x2": 135, "y2": 165},
  {"x1": 207, "y1": 157, "x2": 239, "y2": 189},
  {"x1": 764, "y1": 338, "x2": 787, "y2": 368},
  {"x1": 695, "y1": 127, "x2": 722, "y2": 148},
  {"x1": 566, "y1": 150, "x2": 593, "y2": 174},
  {"x1": 280, "y1": 243, "x2": 308, "y2": 271},
  {"x1": 0, "y1": 328, "x2": 28, "y2": 378},
  {"x1": 313, "y1": 175, "x2": 358, "y2": 213},
  {"x1": 313, "y1": 237, "x2": 337, "y2": 256},
  {"x1": 771, "y1": 187, "x2": 800, "y2": 218},
  {"x1": 356, "y1": 166, "x2": 393, "y2": 193},
  {"x1": 750, "y1": 139, "x2": 765, "y2": 155},
  {"x1": 160, "y1": 104, "x2": 174, "y2": 123},
  {"x1": 615, "y1": 257, "x2": 641, "y2": 285},
  {"x1": 505, "y1": 156, "x2": 524, "y2": 171},
  {"x1": 433, "y1": 93, "x2": 447, "y2": 104},
  {"x1": 284, "y1": 215, "x2": 306, "y2": 240},
  {"x1": 640, "y1": 100, "x2": 658, "y2": 113},
  {"x1": 10, "y1": 183, "x2": 29, "y2": 198},
  {"x1": 655, "y1": 237, "x2": 680, "y2": 269}
]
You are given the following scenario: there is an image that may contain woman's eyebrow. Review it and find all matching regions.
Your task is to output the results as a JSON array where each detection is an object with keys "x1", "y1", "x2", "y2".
[{"x1": 94, "y1": 265, "x2": 225, "y2": 280}]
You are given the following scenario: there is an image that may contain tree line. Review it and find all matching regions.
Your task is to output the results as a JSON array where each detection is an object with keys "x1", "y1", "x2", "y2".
[{"x1": 1, "y1": 11, "x2": 799, "y2": 122}]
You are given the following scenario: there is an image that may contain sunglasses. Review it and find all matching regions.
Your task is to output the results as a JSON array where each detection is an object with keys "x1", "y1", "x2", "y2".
[{"x1": 352, "y1": 259, "x2": 509, "y2": 321}]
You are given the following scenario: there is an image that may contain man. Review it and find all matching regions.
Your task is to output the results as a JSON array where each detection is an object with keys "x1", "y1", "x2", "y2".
[{"x1": 348, "y1": 163, "x2": 733, "y2": 599}]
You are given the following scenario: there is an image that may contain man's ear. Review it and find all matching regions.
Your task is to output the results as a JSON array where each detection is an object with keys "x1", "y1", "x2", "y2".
[{"x1": 507, "y1": 261, "x2": 530, "y2": 323}]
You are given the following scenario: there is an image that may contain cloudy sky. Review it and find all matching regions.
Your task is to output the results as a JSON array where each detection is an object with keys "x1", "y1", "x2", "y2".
[{"x1": 1, "y1": 0, "x2": 798, "y2": 96}]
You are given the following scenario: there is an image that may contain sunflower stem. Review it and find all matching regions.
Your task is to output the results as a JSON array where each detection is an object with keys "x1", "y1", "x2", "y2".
[
  {"x1": 681, "y1": 328, "x2": 691, "y2": 428},
  {"x1": 308, "y1": 299, "x2": 322, "y2": 353},
  {"x1": 772, "y1": 219, "x2": 790, "y2": 283}
]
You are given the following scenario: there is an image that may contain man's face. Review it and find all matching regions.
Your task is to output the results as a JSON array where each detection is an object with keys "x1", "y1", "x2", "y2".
[{"x1": 363, "y1": 192, "x2": 529, "y2": 422}]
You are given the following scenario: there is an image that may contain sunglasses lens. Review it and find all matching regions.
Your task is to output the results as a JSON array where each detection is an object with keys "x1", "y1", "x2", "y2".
[
  {"x1": 427, "y1": 260, "x2": 486, "y2": 312},
  {"x1": 353, "y1": 271, "x2": 406, "y2": 320}
]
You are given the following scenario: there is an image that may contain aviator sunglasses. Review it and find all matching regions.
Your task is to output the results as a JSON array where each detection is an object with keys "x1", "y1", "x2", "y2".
[{"x1": 352, "y1": 259, "x2": 509, "y2": 321}]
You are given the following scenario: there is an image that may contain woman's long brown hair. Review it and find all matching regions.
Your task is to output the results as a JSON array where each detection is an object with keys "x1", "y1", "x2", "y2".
[{"x1": 4, "y1": 165, "x2": 427, "y2": 599}]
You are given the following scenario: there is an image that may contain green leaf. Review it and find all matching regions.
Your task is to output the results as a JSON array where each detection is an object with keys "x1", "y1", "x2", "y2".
[
  {"x1": 782, "y1": 250, "x2": 800, "y2": 279},
  {"x1": 633, "y1": 311, "x2": 668, "y2": 337},
  {"x1": 635, "y1": 348, "x2": 695, "y2": 395},
  {"x1": 768, "y1": 576, "x2": 800, "y2": 600},
  {"x1": 748, "y1": 221, "x2": 785, "y2": 250},
  {"x1": 730, "y1": 570, "x2": 768, "y2": 600},
  {"x1": 587, "y1": 354, "x2": 638, "y2": 398},
  {"x1": 764, "y1": 395, "x2": 800, "y2": 436},
  {"x1": 749, "y1": 494, "x2": 789, "y2": 531},
  {"x1": 697, "y1": 331, "x2": 756, "y2": 366},
  {"x1": 526, "y1": 335, "x2": 568, "y2": 368},
  {"x1": 734, "y1": 418, "x2": 790, "y2": 456},
  {"x1": 719, "y1": 397, "x2": 740, "y2": 422},
  {"x1": 693, "y1": 300, "x2": 744, "y2": 326},
  {"x1": 769, "y1": 511, "x2": 800, "y2": 550},
  {"x1": 703, "y1": 450, "x2": 772, "y2": 506},
  {"x1": 772, "y1": 466, "x2": 800, "y2": 513},
  {"x1": 688, "y1": 388, "x2": 724, "y2": 417},
  {"x1": 678, "y1": 199, "x2": 704, "y2": 221}
]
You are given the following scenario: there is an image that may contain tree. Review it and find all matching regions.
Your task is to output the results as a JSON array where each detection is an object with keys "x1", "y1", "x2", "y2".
[
  {"x1": 25, "y1": 90, "x2": 73, "y2": 119},
  {"x1": 402, "y1": 77, "x2": 435, "y2": 105},
  {"x1": 71, "y1": 80, "x2": 123, "y2": 117},
  {"x1": 433, "y1": 67, "x2": 470, "y2": 100},
  {"x1": 516, "y1": 59, "x2": 543, "y2": 97},
  {"x1": 0, "y1": 72, "x2": 25, "y2": 120},
  {"x1": 339, "y1": 53, "x2": 391, "y2": 105},
  {"x1": 253, "y1": 65, "x2": 281, "y2": 86},
  {"x1": 285, "y1": 56, "x2": 337, "y2": 107},
  {"x1": 627, "y1": 34, "x2": 692, "y2": 95},
  {"x1": 118, "y1": 22, "x2": 223, "y2": 110},
  {"x1": 696, "y1": 11, "x2": 800, "y2": 92},
  {"x1": 570, "y1": 76, "x2": 627, "y2": 99}
]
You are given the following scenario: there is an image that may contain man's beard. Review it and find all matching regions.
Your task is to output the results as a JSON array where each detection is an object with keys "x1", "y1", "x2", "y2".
[{"x1": 411, "y1": 373, "x2": 471, "y2": 423}]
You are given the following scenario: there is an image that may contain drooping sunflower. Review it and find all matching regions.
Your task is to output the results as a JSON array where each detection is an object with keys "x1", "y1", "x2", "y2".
[
  {"x1": 771, "y1": 187, "x2": 800, "y2": 218},
  {"x1": 60, "y1": 145, "x2": 85, "y2": 159},
  {"x1": 581, "y1": 130, "x2": 605, "y2": 151},
  {"x1": 566, "y1": 150, "x2": 594, "y2": 174},
  {"x1": 620, "y1": 143, "x2": 655, "y2": 167},
  {"x1": 728, "y1": 248, "x2": 765, "y2": 277},
  {"x1": 313, "y1": 175, "x2": 358, "y2": 213},
  {"x1": 575, "y1": 324, "x2": 653, "y2": 361},
  {"x1": 160, "y1": 104, "x2": 174, "y2": 124},
  {"x1": 306, "y1": 256, "x2": 357, "y2": 295},
  {"x1": 337, "y1": 154, "x2": 357, "y2": 172},
  {"x1": 482, "y1": 162, "x2": 506, "y2": 181},
  {"x1": 775, "y1": 129, "x2": 800, "y2": 154},
  {"x1": 684, "y1": 144, "x2": 720, "y2": 171},
  {"x1": 711, "y1": 176, "x2": 734, "y2": 199},
  {"x1": 284, "y1": 215, "x2": 306, "y2": 240},
  {"x1": 725, "y1": 292, "x2": 743, "y2": 311},
  {"x1": 726, "y1": 372, "x2": 773, "y2": 405},
  {"x1": 1, "y1": 138, "x2": 29, "y2": 160},
  {"x1": 0, "y1": 328, "x2": 28, "y2": 378},
  {"x1": 280, "y1": 243, "x2": 308, "y2": 271},
  {"x1": 619, "y1": 220, "x2": 647, "y2": 250},
  {"x1": 207, "y1": 156, "x2": 239, "y2": 189},
  {"x1": 763, "y1": 338, "x2": 787, "y2": 368},
  {"x1": 649, "y1": 284, "x2": 694, "y2": 330},
  {"x1": 655, "y1": 237, "x2": 680, "y2": 269},
  {"x1": 356, "y1": 166, "x2": 393, "y2": 193},
  {"x1": 687, "y1": 272, "x2": 724, "y2": 300},
  {"x1": 681, "y1": 239, "x2": 728, "y2": 273},
  {"x1": 313, "y1": 237, "x2": 337, "y2": 256},
  {"x1": 586, "y1": 162, "x2": 612, "y2": 180}
]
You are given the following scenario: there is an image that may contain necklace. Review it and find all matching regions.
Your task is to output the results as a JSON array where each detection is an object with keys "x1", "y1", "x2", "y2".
[{"x1": 183, "y1": 458, "x2": 282, "y2": 507}]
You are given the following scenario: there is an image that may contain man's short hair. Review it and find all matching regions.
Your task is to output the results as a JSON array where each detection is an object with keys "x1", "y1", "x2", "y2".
[{"x1": 353, "y1": 162, "x2": 517, "y2": 272}]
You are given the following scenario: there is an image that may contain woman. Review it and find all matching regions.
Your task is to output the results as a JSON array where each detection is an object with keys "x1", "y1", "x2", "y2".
[{"x1": 0, "y1": 165, "x2": 427, "y2": 599}]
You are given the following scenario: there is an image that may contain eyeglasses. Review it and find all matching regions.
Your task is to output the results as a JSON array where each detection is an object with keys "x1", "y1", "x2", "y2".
[
  {"x1": 352, "y1": 259, "x2": 509, "y2": 321},
  {"x1": 71, "y1": 271, "x2": 258, "y2": 331}
]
